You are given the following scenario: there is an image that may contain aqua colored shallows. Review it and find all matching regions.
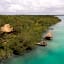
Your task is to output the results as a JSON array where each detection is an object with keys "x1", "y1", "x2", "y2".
[{"x1": 5, "y1": 16, "x2": 64, "y2": 64}]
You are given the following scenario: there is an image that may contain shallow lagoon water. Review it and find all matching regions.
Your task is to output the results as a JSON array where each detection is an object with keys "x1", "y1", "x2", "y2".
[{"x1": 5, "y1": 16, "x2": 64, "y2": 64}]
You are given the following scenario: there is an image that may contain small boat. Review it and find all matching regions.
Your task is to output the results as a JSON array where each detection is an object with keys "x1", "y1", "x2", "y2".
[{"x1": 36, "y1": 41, "x2": 47, "y2": 46}]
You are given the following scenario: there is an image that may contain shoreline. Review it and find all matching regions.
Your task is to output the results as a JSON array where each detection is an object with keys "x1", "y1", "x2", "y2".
[{"x1": 0, "y1": 17, "x2": 59, "y2": 61}]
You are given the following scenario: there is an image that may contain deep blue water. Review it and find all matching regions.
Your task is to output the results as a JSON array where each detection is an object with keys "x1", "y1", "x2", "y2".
[{"x1": 5, "y1": 16, "x2": 64, "y2": 64}]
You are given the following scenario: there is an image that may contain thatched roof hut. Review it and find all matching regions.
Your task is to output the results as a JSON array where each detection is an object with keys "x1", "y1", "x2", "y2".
[
  {"x1": 45, "y1": 32, "x2": 52, "y2": 37},
  {"x1": 44, "y1": 32, "x2": 53, "y2": 40},
  {"x1": 0, "y1": 24, "x2": 13, "y2": 33},
  {"x1": 36, "y1": 41, "x2": 47, "y2": 46}
]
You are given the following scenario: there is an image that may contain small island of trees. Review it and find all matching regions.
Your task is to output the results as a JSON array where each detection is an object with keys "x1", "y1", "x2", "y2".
[{"x1": 0, "y1": 15, "x2": 61, "y2": 61}]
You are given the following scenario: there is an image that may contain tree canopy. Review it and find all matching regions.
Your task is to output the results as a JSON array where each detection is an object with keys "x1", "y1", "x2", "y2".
[{"x1": 0, "y1": 15, "x2": 61, "y2": 60}]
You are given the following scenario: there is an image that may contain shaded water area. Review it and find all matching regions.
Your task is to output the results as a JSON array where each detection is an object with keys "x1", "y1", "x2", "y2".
[{"x1": 4, "y1": 16, "x2": 64, "y2": 64}]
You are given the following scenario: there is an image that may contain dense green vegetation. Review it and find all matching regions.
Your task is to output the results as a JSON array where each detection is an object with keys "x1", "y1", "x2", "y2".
[{"x1": 0, "y1": 15, "x2": 61, "y2": 60}]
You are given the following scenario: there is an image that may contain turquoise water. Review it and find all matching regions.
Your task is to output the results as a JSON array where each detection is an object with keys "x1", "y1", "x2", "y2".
[{"x1": 5, "y1": 16, "x2": 64, "y2": 64}]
